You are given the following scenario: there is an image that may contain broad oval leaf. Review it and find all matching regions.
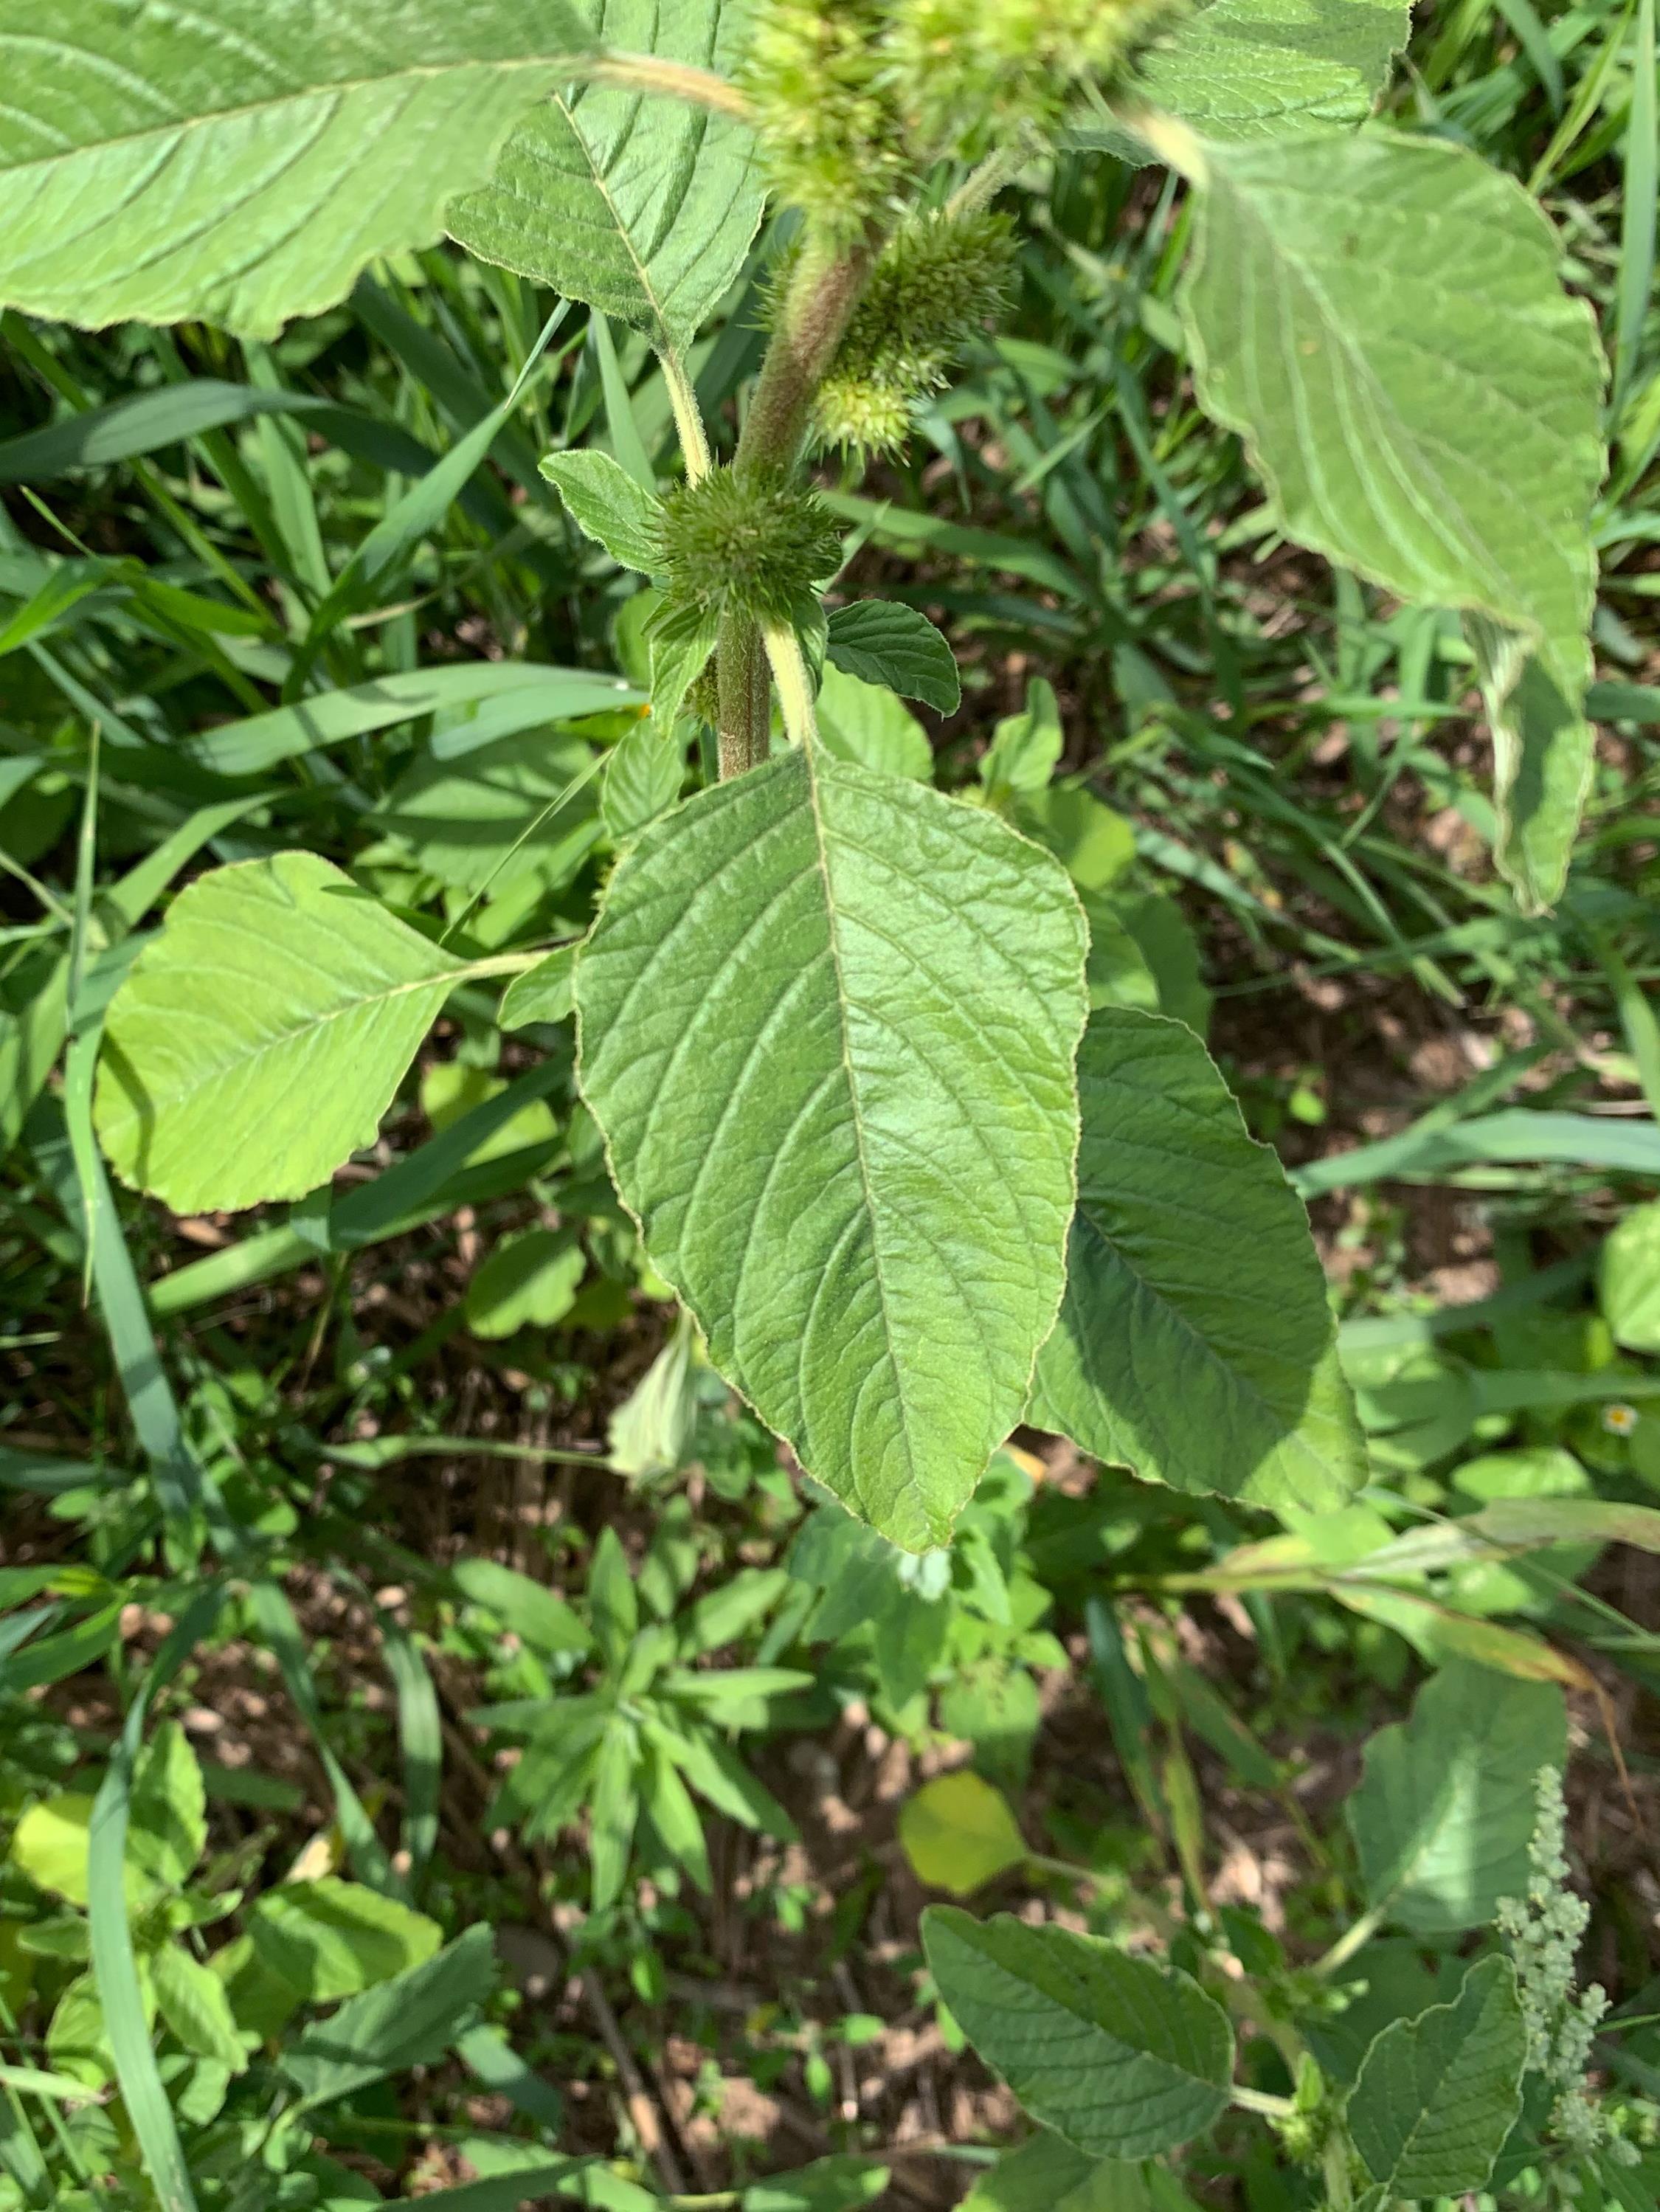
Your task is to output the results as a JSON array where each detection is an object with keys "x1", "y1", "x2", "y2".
[
  {"x1": 0, "y1": 0, "x2": 592, "y2": 336},
  {"x1": 1348, "y1": 1659, "x2": 1566, "y2": 1933},
  {"x1": 921, "y1": 1907, "x2": 1234, "y2": 2160},
  {"x1": 575, "y1": 744, "x2": 1087, "y2": 1551},
  {"x1": 1030, "y1": 1007, "x2": 1364, "y2": 1512},
  {"x1": 1349, "y1": 1956, "x2": 1526, "y2": 2199},
  {"x1": 95, "y1": 853, "x2": 466, "y2": 1213},
  {"x1": 1177, "y1": 128, "x2": 1604, "y2": 910},
  {"x1": 826, "y1": 601, "x2": 962, "y2": 714},
  {"x1": 449, "y1": 0, "x2": 764, "y2": 355},
  {"x1": 1133, "y1": 0, "x2": 1408, "y2": 142}
]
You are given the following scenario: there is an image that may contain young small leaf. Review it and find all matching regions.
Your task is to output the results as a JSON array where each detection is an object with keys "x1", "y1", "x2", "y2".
[
  {"x1": 541, "y1": 452, "x2": 665, "y2": 573},
  {"x1": 826, "y1": 601, "x2": 962, "y2": 713},
  {"x1": 464, "y1": 1228, "x2": 587, "y2": 1339},
  {"x1": 448, "y1": 0, "x2": 764, "y2": 356},
  {"x1": 94, "y1": 854, "x2": 466, "y2": 1213},
  {"x1": 1177, "y1": 128, "x2": 1604, "y2": 910},
  {"x1": 1349, "y1": 1956, "x2": 1526, "y2": 2199},
  {"x1": 1030, "y1": 1008, "x2": 1364, "y2": 1513},
  {"x1": 603, "y1": 718, "x2": 686, "y2": 843},
  {"x1": 899, "y1": 1772, "x2": 1028, "y2": 1896},
  {"x1": 1348, "y1": 1660, "x2": 1566, "y2": 1932},
  {"x1": 499, "y1": 946, "x2": 576, "y2": 1031},
  {"x1": 575, "y1": 746, "x2": 1087, "y2": 1551},
  {"x1": 151, "y1": 1943, "x2": 248, "y2": 2073},
  {"x1": 921, "y1": 1908, "x2": 1234, "y2": 2160}
]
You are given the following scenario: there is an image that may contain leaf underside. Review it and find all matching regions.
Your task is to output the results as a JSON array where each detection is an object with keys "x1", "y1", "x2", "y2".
[
  {"x1": 575, "y1": 743, "x2": 1088, "y2": 1552},
  {"x1": 1180, "y1": 128, "x2": 1605, "y2": 910},
  {"x1": 449, "y1": 0, "x2": 764, "y2": 355},
  {"x1": 0, "y1": 0, "x2": 593, "y2": 335},
  {"x1": 1030, "y1": 1007, "x2": 1365, "y2": 1512},
  {"x1": 1135, "y1": 0, "x2": 1410, "y2": 141}
]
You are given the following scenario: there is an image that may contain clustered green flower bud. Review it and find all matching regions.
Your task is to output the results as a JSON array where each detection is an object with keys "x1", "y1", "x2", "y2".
[
  {"x1": 741, "y1": 0, "x2": 912, "y2": 250},
  {"x1": 885, "y1": 0, "x2": 1175, "y2": 154},
  {"x1": 741, "y1": 0, "x2": 1177, "y2": 242},
  {"x1": 1494, "y1": 1766, "x2": 1659, "y2": 2171},
  {"x1": 809, "y1": 210, "x2": 1017, "y2": 456},
  {"x1": 657, "y1": 469, "x2": 843, "y2": 629}
]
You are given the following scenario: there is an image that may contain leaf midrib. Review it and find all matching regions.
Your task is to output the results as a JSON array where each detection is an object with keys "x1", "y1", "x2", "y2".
[
  {"x1": 106, "y1": 961, "x2": 465, "y2": 1133},
  {"x1": 0, "y1": 48, "x2": 591, "y2": 179},
  {"x1": 803, "y1": 739, "x2": 926, "y2": 1525}
]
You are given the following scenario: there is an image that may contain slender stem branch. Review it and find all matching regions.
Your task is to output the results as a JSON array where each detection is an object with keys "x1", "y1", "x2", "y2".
[
  {"x1": 577, "y1": 52, "x2": 753, "y2": 120},
  {"x1": 1312, "y1": 1899, "x2": 1387, "y2": 1980},
  {"x1": 659, "y1": 350, "x2": 711, "y2": 482},
  {"x1": 1231, "y1": 2084, "x2": 1299, "y2": 2120},
  {"x1": 946, "y1": 133, "x2": 1036, "y2": 219},
  {"x1": 762, "y1": 623, "x2": 818, "y2": 747}
]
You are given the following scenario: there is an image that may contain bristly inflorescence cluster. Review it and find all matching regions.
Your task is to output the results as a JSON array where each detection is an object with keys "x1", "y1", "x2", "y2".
[
  {"x1": 741, "y1": 0, "x2": 1175, "y2": 247},
  {"x1": 1496, "y1": 1766, "x2": 1651, "y2": 2172},
  {"x1": 810, "y1": 209, "x2": 1018, "y2": 456},
  {"x1": 656, "y1": 469, "x2": 843, "y2": 630}
]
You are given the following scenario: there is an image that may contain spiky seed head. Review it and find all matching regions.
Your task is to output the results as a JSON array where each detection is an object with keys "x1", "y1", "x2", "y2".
[{"x1": 657, "y1": 470, "x2": 843, "y2": 627}]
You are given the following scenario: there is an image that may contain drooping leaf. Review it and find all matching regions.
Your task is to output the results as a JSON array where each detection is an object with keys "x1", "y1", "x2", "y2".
[
  {"x1": 1349, "y1": 1956, "x2": 1527, "y2": 2199},
  {"x1": 1348, "y1": 1660, "x2": 1566, "y2": 1932},
  {"x1": 900, "y1": 1771, "x2": 1028, "y2": 1896},
  {"x1": 1030, "y1": 1008, "x2": 1364, "y2": 1512},
  {"x1": 1133, "y1": 0, "x2": 1408, "y2": 142},
  {"x1": 94, "y1": 854, "x2": 467, "y2": 1213},
  {"x1": 575, "y1": 744, "x2": 1087, "y2": 1551},
  {"x1": 541, "y1": 452, "x2": 665, "y2": 573},
  {"x1": 1177, "y1": 128, "x2": 1604, "y2": 909},
  {"x1": 826, "y1": 602, "x2": 962, "y2": 713},
  {"x1": 0, "y1": 0, "x2": 593, "y2": 336},
  {"x1": 280, "y1": 1926, "x2": 497, "y2": 2108},
  {"x1": 921, "y1": 1909, "x2": 1234, "y2": 2160},
  {"x1": 449, "y1": 0, "x2": 764, "y2": 356}
]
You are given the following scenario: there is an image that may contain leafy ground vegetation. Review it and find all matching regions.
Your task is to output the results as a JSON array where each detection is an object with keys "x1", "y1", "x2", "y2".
[{"x1": 2, "y1": 0, "x2": 1660, "y2": 2208}]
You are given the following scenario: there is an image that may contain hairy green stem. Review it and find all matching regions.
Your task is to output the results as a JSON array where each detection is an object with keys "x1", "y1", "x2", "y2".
[
  {"x1": 711, "y1": 230, "x2": 880, "y2": 777},
  {"x1": 733, "y1": 238, "x2": 877, "y2": 483},
  {"x1": 716, "y1": 610, "x2": 771, "y2": 780},
  {"x1": 946, "y1": 132, "x2": 1036, "y2": 218}
]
